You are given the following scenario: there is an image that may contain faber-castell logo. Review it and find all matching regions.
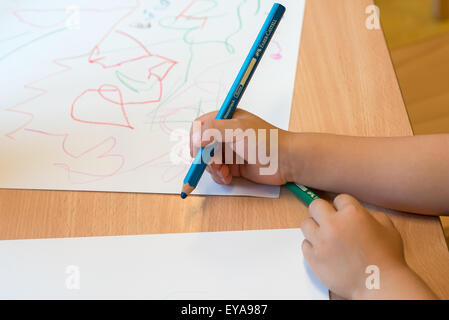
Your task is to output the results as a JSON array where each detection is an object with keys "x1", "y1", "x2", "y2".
[{"x1": 259, "y1": 19, "x2": 277, "y2": 49}]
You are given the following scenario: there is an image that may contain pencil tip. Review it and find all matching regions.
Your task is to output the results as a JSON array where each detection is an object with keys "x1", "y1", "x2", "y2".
[{"x1": 181, "y1": 192, "x2": 188, "y2": 199}]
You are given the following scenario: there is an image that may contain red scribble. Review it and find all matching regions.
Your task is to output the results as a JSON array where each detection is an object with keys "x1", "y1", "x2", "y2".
[
  {"x1": 4, "y1": 3, "x2": 139, "y2": 138},
  {"x1": 12, "y1": 7, "x2": 137, "y2": 29},
  {"x1": 71, "y1": 84, "x2": 134, "y2": 129},
  {"x1": 162, "y1": 162, "x2": 189, "y2": 183},
  {"x1": 24, "y1": 128, "x2": 125, "y2": 184},
  {"x1": 146, "y1": 58, "x2": 235, "y2": 123},
  {"x1": 24, "y1": 127, "x2": 180, "y2": 184},
  {"x1": 6, "y1": 0, "x2": 204, "y2": 186},
  {"x1": 4, "y1": 57, "x2": 75, "y2": 139},
  {"x1": 13, "y1": 9, "x2": 69, "y2": 29},
  {"x1": 118, "y1": 151, "x2": 171, "y2": 175},
  {"x1": 88, "y1": 29, "x2": 177, "y2": 71},
  {"x1": 176, "y1": 0, "x2": 208, "y2": 30},
  {"x1": 76, "y1": 28, "x2": 178, "y2": 128},
  {"x1": 148, "y1": 104, "x2": 200, "y2": 135}
]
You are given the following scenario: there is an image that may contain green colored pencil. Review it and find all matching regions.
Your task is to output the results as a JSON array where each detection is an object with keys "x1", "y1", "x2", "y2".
[{"x1": 285, "y1": 182, "x2": 319, "y2": 206}]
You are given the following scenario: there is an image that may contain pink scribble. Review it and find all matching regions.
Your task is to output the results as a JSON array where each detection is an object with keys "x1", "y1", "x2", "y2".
[
  {"x1": 270, "y1": 40, "x2": 282, "y2": 60},
  {"x1": 25, "y1": 127, "x2": 182, "y2": 184},
  {"x1": 88, "y1": 29, "x2": 178, "y2": 73},
  {"x1": 5, "y1": 57, "x2": 76, "y2": 139},
  {"x1": 74, "y1": 29, "x2": 178, "y2": 129},
  {"x1": 71, "y1": 84, "x2": 134, "y2": 129},
  {"x1": 24, "y1": 128, "x2": 126, "y2": 184},
  {"x1": 4, "y1": 3, "x2": 140, "y2": 138},
  {"x1": 176, "y1": 0, "x2": 208, "y2": 30}
]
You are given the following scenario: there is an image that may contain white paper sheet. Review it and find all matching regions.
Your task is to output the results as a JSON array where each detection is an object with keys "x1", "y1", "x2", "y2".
[
  {"x1": 0, "y1": 0, "x2": 305, "y2": 197},
  {"x1": 0, "y1": 228, "x2": 329, "y2": 299}
]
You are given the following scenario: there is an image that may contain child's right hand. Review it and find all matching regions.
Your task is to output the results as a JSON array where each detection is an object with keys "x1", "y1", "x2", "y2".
[{"x1": 189, "y1": 109, "x2": 295, "y2": 186}]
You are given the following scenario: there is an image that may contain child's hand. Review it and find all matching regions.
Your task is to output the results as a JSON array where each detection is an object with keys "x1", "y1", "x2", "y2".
[
  {"x1": 301, "y1": 194, "x2": 437, "y2": 299},
  {"x1": 189, "y1": 109, "x2": 293, "y2": 186}
]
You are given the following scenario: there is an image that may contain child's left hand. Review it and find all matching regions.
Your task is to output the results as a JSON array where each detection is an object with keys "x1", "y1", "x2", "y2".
[{"x1": 301, "y1": 194, "x2": 437, "y2": 299}]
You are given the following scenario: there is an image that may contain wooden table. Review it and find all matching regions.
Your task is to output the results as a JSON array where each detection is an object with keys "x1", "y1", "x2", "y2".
[{"x1": 1, "y1": 0, "x2": 448, "y2": 299}]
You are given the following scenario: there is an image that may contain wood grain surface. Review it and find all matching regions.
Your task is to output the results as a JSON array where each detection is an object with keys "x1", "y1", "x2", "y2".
[{"x1": 1, "y1": 0, "x2": 448, "y2": 299}]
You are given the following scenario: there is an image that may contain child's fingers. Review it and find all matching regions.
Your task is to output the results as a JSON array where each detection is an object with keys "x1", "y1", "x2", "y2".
[
  {"x1": 301, "y1": 217, "x2": 319, "y2": 244},
  {"x1": 219, "y1": 165, "x2": 230, "y2": 178},
  {"x1": 208, "y1": 163, "x2": 232, "y2": 185},
  {"x1": 222, "y1": 173, "x2": 232, "y2": 184},
  {"x1": 308, "y1": 199, "x2": 335, "y2": 225},
  {"x1": 229, "y1": 164, "x2": 241, "y2": 177},
  {"x1": 301, "y1": 239, "x2": 315, "y2": 264},
  {"x1": 220, "y1": 165, "x2": 232, "y2": 184},
  {"x1": 333, "y1": 194, "x2": 363, "y2": 212},
  {"x1": 208, "y1": 169, "x2": 227, "y2": 185},
  {"x1": 206, "y1": 163, "x2": 225, "y2": 185}
]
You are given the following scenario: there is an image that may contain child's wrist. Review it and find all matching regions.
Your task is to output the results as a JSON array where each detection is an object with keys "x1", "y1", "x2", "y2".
[
  {"x1": 279, "y1": 131, "x2": 308, "y2": 183},
  {"x1": 350, "y1": 263, "x2": 404, "y2": 300},
  {"x1": 350, "y1": 263, "x2": 432, "y2": 300}
]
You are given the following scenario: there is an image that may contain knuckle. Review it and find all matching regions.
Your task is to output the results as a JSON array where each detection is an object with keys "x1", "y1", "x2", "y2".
[
  {"x1": 301, "y1": 240, "x2": 314, "y2": 257},
  {"x1": 300, "y1": 217, "x2": 312, "y2": 229},
  {"x1": 309, "y1": 198, "x2": 325, "y2": 214},
  {"x1": 334, "y1": 193, "x2": 352, "y2": 204},
  {"x1": 343, "y1": 204, "x2": 358, "y2": 215}
]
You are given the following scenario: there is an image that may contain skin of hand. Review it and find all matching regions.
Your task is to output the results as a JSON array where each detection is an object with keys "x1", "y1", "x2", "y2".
[
  {"x1": 189, "y1": 109, "x2": 440, "y2": 299},
  {"x1": 189, "y1": 109, "x2": 291, "y2": 186},
  {"x1": 301, "y1": 194, "x2": 437, "y2": 299},
  {"x1": 190, "y1": 110, "x2": 449, "y2": 215}
]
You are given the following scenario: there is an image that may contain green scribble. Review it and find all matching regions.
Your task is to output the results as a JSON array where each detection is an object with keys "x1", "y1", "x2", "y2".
[
  {"x1": 224, "y1": 0, "x2": 248, "y2": 54},
  {"x1": 255, "y1": 0, "x2": 261, "y2": 15},
  {"x1": 148, "y1": 0, "x2": 248, "y2": 129},
  {"x1": 116, "y1": 71, "x2": 145, "y2": 93},
  {"x1": 116, "y1": 70, "x2": 161, "y2": 94},
  {"x1": 0, "y1": 31, "x2": 30, "y2": 44},
  {"x1": 0, "y1": 27, "x2": 67, "y2": 62}
]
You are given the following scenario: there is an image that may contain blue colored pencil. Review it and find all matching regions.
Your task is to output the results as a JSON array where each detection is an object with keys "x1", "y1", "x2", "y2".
[{"x1": 181, "y1": 3, "x2": 286, "y2": 198}]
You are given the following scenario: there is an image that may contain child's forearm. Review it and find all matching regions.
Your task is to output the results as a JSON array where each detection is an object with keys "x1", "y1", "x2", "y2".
[{"x1": 284, "y1": 133, "x2": 449, "y2": 215}]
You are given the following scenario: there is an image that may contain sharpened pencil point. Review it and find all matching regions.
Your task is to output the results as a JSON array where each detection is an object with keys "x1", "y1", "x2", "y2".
[{"x1": 181, "y1": 192, "x2": 188, "y2": 199}]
